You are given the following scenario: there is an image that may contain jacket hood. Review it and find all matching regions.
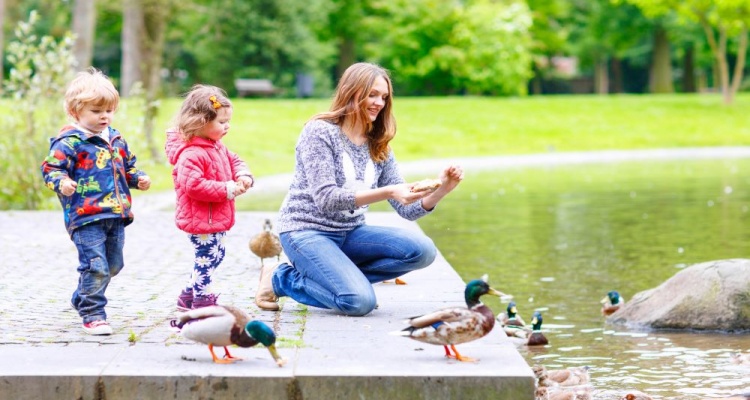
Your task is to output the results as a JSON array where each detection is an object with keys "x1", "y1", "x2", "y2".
[
  {"x1": 165, "y1": 129, "x2": 184, "y2": 165},
  {"x1": 165, "y1": 129, "x2": 217, "y2": 165}
]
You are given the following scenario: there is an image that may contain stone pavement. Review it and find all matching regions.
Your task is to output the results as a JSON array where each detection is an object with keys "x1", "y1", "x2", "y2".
[{"x1": 0, "y1": 208, "x2": 534, "y2": 399}]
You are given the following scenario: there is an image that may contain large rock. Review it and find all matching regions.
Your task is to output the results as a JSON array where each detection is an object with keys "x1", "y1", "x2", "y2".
[{"x1": 606, "y1": 259, "x2": 750, "y2": 331}]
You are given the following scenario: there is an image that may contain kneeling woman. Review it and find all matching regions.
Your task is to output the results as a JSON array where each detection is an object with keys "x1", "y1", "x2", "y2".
[{"x1": 255, "y1": 62, "x2": 464, "y2": 316}]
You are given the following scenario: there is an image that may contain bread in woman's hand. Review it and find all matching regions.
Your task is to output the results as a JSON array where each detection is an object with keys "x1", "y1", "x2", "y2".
[{"x1": 410, "y1": 178, "x2": 442, "y2": 193}]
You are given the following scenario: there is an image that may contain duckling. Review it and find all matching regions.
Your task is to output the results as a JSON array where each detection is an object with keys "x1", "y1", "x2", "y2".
[
  {"x1": 497, "y1": 301, "x2": 530, "y2": 338},
  {"x1": 170, "y1": 305, "x2": 285, "y2": 366},
  {"x1": 533, "y1": 364, "x2": 590, "y2": 386},
  {"x1": 536, "y1": 385, "x2": 592, "y2": 400},
  {"x1": 249, "y1": 219, "x2": 282, "y2": 267},
  {"x1": 527, "y1": 311, "x2": 549, "y2": 346},
  {"x1": 392, "y1": 275, "x2": 508, "y2": 362},
  {"x1": 619, "y1": 392, "x2": 653, "y2": 400},
  {"x1": 601, "y1": 290, "x2": 625, "y2": 316}
]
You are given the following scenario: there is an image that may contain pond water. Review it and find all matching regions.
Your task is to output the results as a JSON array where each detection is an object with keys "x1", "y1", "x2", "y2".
[{"x1": 417, "y1": 158, "x2": 750, "y2": 399}]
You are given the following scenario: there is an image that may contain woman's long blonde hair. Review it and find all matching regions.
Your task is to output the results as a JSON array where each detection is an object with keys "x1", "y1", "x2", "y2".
[
  {"x1": 314, "y1": 62, "x2": 396, "y2": 163},
  {"x1": 173, "y1": 84, "x2": 232, "y2": 140}
]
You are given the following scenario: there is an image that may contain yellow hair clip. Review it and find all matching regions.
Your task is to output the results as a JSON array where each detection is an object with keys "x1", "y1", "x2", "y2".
[{"x1": 209, "y1": 95, "x2": 221, "y2": 109}]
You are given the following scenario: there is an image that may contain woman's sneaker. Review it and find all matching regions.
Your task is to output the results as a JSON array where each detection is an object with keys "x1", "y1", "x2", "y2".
[
  {"x1": 82, "y1": 320, "x2": 113, "y2": 335},
  {"x1": 191, "y1": 293, "x2": 219, "y2": 309},
  {"x1": 176, "y1": 289, "x2": 194, "y2": 311}
]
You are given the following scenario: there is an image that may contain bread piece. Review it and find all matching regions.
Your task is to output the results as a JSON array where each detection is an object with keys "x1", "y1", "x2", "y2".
[{"x1": 410, "y1": 178, "x2": 442, "y2": 193}]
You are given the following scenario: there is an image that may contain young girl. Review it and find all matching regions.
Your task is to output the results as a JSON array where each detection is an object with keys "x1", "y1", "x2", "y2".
[
  {"x1": 165, "y1": 85, "x2": 254, "y2": 309},
  {"x1": 255, "y1": 62, "x2": 464, "y2": 316}
]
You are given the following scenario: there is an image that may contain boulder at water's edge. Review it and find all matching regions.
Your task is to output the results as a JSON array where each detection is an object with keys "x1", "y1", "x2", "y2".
[{"x1": 606, "y1": 259, "x2": 750, "y2": 331}]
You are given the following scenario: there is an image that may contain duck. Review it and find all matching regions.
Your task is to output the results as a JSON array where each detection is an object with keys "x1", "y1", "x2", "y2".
[
  {"x1": 533, "y1": 364, "x2": 590, "y2": 387},
  {"x1": 601, "y1": 290, "x2": 625, "y2": 316},
  {"x1": 249, "y1": 218, "x2": 282, "y2": 267},
  {"x1": 170, "y1": 305, "x2": 286, "y2": 366},
  {"x1": 392, "y1": 275, "x2": 508, "y2": 362},
  {"x1": 497, "y1": 301, "x2": 530, "y2": 338},
  {"x1": 536, "y1": 385, "x2": 592, "y2": 400},
  {"x1": 527, "y1": 311, "x2": 549, "y2": 346}
]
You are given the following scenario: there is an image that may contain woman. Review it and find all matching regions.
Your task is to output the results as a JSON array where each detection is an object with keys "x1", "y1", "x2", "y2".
[{"x1": 255, "y1": 62, "x2": 463, "y2": 316}]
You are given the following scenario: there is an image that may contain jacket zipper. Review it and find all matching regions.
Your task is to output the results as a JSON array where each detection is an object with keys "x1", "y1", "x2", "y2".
[
  {"x1": 208, "y1": 204, "x2": 213, "y2": 225},
  {"x1": 107, "y1": 134, "x2": 126, "y2": 217}
]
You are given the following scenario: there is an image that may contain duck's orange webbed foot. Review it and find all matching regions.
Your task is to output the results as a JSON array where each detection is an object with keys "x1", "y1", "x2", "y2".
[
  {"x1": 208, "y1": 344, "x2": 236, "y2": 364},
  {"x1": 447, "y1": 344, "x2": 478, "y2": 363}
]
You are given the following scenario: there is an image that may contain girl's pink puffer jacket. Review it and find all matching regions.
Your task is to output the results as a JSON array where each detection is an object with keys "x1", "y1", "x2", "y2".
[{"x1": 165, "y1": 129, "x2": 251, "y2": 234}]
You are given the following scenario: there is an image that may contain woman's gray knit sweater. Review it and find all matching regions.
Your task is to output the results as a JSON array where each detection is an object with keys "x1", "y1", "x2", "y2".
[{"x1": 277, "y1": 119, "x2": 431, "y2": 233}]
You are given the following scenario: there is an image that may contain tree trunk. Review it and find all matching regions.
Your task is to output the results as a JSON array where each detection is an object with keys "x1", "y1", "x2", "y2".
[
  {"x1": 531, "y1": 63, "x2": 543, "y2": 95},
  {"x1": 72, "y1": 0, "x2": 95, "y2": 70},
  {"x1": 121, "y1": 0, "x2": 144, "y2": 97},
  {"x1": 336, "y1": 37, "x2": 356, "y2": 81},
  {"x1": 649, "y1": 26, "x2": 674, "y2": 94},
  {"x1": 594, "y1": 56, "x2": 609, "y2": 95},
  {"x1": 682, "y1": 45, "x2": 696, "y2": 93},
  {"x1": 611, "y1": 57, "x2": 623, "y2": 93},
  {"x1": 141, "y1": 0, "x2": 171, "y2": 161},
  {"x1": 701, "y1": 21, "x2": 732, "y2": 104},
  {"x1": 729, "y1": 26, "x2": 748, "y2": 98},
  {"x1": 0, "y1": 0, "x2": 5, "y2": 93}
]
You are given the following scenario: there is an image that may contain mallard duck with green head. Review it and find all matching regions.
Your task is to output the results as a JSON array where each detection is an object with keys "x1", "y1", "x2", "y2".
[
  {"x1": 392, "y1": 275, "x2": 509, "y2": 362},
  {"x1": 600, "y1": 290, "x2": 625, "y2": 316},
  {"x1": 497, "y1": 301, "x2": 530, "y2": 338},
  {"x1": 527, "y1": 311, "x2": 549, "y2": 346},
  {"x1": 170, "y1": 305, "x2": 286, "y2": 366}
]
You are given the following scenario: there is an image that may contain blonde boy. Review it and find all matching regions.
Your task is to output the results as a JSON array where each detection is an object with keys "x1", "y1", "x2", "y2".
[{"x1": 41, "y1": 68, "x2": 151, "y2": 335}]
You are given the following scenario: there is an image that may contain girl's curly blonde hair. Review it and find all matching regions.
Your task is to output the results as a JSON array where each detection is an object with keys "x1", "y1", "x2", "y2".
[{"x1": 173, "y1": 84, "x2": 232, "y2": 140}]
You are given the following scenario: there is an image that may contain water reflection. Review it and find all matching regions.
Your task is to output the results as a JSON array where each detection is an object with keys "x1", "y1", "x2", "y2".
[{"x1": 418, "y1": 158, "x2": 750, "y2": 399}]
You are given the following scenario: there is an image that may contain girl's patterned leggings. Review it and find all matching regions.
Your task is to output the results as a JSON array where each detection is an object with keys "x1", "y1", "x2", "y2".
[{"x1": 185, "y1": 232, "x2": 226, "y2": 296}]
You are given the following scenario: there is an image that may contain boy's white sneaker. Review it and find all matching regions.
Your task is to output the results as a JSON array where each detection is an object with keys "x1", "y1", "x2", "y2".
[{"x1": 82, "y1": 320, "x2": 113, "y2": 335}]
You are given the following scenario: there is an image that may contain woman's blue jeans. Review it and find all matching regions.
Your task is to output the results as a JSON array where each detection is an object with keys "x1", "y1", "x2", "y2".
[
  {"x1": 275, "y1": 224, "x2": 437, "y2": 316},
  {"x1": 70, "y1": 219, "x2": 125, "y2": 323}
]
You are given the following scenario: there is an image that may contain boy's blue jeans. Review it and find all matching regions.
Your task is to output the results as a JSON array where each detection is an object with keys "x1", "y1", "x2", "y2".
[
  {"x1": 275, "y1": 225, "x2": 437, "y2": 316},
  {"x1": 70, "y1": 219, "x2": 125, "y2": 324}
]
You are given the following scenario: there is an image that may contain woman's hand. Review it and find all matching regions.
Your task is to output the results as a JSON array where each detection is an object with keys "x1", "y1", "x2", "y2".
[
  {"x1": 389, "y1": 183, "x2": 430, "y2": 205},
  {"x1": 438, "y1": 164, "x2": 464, "y2": 193},
  {"x1": 420, "y1": 164, "x2": 464, "y2": 211}
]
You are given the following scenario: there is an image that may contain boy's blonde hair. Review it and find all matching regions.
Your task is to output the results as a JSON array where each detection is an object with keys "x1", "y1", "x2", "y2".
[
  {"x1": 174, "y1": 84, "x2": 232, "y2": 140},
  {"x1": 64, "y1": 67, "x2": 120, "y2": 118},
  {"x1": 314, "y1": 62, "x2": 395, "y2": 163}
]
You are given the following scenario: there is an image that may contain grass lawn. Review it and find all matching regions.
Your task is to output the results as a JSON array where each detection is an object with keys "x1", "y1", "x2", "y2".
[
  {"x1": 15, "y1": 92, "x2": 749, "y2": 209},
  {"x1": 133, "y1": 93, "x2": 750, "y2": 194}
]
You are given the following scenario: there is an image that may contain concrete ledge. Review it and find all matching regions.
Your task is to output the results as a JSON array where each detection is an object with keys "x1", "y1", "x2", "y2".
[{"x1": 0, "y1": 211, "x2": 534, "y2": 399}]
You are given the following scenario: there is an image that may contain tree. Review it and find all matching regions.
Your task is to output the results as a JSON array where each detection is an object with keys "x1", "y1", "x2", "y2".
[
  {"x1": 369, "y1": 0, "x2": 533, "y2": 96},
  {"x1": 71, "y1": 0, "x2": 95, "y2": 69},
  {"x1": 526, "y1": 0, "x2": 572, "y2": 94},
  {"x1": 568, "y1": 0, "x2": 654, "y2": 94},
  {"x1": 625, "y1": 0, "x2": 750, "y2": 104},
  {"x1": 2, "y1": 11, "x2": 76, "y2": 209},
  {"x1": 167, "y1": 0, "x2": 333, "y2": 96},
  {"x1": 120, "y1": 0, "x2": 143, "y2": 97}
]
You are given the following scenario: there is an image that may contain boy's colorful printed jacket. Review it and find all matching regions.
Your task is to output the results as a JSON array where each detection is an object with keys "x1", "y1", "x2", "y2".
[
  {"x1": 165, "y1": 129, "x2": 251, "y2": 234},
  {"x1": 41, "y1": 125, "x2": 147, "y2": 235}
]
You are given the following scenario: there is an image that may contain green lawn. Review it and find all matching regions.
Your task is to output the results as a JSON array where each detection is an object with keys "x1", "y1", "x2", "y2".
[{"x1": 135, "y1": 93, "x2": 750, "y2": 194}]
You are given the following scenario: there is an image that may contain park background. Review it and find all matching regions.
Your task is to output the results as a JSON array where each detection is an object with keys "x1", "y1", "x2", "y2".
[{"x1": 1, "y1": 1, "x2": 750, "y2": 398}]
